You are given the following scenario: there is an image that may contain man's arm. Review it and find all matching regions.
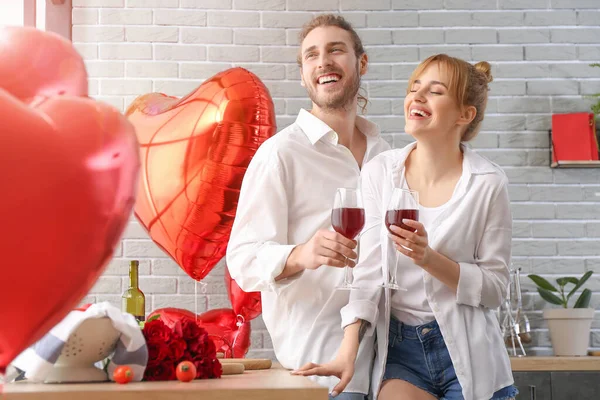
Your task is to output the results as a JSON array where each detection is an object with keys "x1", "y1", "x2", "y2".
[{"x1": 226, "y1": 144, "x2": 296, "y2": 293}]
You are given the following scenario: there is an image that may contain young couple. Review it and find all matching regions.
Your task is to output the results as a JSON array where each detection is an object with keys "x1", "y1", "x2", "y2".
[{"x1": 227, "y1": 14, "x2": 517, "y2": 400}]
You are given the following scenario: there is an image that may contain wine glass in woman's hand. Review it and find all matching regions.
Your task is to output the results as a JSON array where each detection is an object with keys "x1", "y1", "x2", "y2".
[{"x1": 383, "y1": 188, "x2": 419, "y2": 291}]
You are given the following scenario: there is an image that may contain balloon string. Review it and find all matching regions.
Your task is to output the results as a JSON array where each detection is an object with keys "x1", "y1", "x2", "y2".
[
  {"x1": 194, "y1": 281, "x2": 207, "y2": 323},
  {"x1": 230, "y1": 314, "x2": 245, "y2": 358}
]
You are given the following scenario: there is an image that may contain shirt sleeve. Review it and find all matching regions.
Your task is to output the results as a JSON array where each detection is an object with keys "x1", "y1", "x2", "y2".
[
  {"x1": 340, "y1": 158, "x2": 385, "y2": 336},
  {"x1": 456, "y1": 178, "x2": 512, "y2": 310},
  {"x1": 226, "y1": 143, "x2": 299, "y2": 294}
]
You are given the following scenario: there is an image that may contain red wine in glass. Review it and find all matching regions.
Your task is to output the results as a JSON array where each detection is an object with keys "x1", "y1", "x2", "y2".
[
  {"x1": 331, "y1": 188, "x2": 364, "y2": 290},
  {"x1": 385, "y1": 209, "x2": 419, "y2": 236},
  {"x1": 383, "y1": 188, "x2": 419, "y2": 291},
  {"x1": 332, "y1": 207, "x2": 365, "y2": 239}
]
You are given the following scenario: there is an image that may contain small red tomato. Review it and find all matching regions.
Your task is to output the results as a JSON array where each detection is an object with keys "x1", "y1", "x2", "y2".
[
  {"x1": 113, "y1": 366, "x2": 134, "y2": 384},
  {"x1": 176, "y1": 361, "x2": 197, "y2": 382}
]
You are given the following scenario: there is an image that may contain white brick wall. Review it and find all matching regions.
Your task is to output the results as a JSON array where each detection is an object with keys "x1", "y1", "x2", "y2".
[{"x1": 73, "y1": 1, "x2": 600, "y2": 358}]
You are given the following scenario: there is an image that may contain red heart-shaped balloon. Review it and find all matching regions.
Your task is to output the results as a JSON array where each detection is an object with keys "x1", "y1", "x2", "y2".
[
  {"x1": 0, "y1": 27, "x2": 87, "y2": 101},
  {"x1": 225, "y1": 268, "x2": 262, "y2": 322},
  {"x1": 125, "y1": 68, "x2": 276, "y2": 282},
  {"x1": 149, "y1": 308, "x2": 251, "y2": 359},
  {"x1": 0, "y1": 27, "x2": 139, "y2": 373}
]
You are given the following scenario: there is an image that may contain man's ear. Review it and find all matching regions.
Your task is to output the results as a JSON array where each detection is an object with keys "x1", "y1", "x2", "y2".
[
  {"x1": 457, "y1": 105, "x2": 477, "y2": 126},
  {"x1": 359, "y1": 53, "x2": 368, "y2": 76}
]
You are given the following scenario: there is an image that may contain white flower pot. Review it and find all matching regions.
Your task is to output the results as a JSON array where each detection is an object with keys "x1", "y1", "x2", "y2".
[{"x1": 543, "y1": 308, "x2": 595, "y2": 356}]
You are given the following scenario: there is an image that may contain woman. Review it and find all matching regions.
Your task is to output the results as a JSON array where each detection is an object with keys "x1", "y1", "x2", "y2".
[{"x1": 292, "y1": 54, "x2": 518, "y2": 400}]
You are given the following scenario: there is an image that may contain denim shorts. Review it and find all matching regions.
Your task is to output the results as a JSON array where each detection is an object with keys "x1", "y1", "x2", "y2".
[{"x1": 383, "y1": 317, "x2": 518, "y2": 400}]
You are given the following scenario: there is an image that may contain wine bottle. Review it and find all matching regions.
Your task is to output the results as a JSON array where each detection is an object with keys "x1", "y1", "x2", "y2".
[{"x1": 122, "y1": 260, "x2": 145, "y2": 322}]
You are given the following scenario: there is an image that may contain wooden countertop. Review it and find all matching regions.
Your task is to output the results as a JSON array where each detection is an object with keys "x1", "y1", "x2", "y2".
[
  {"x1": 510, "y1": 356, "x2": 600, "y2": 371},
  {"x1": 1, "y1": 365, "x2": 328, "y2": 400}
]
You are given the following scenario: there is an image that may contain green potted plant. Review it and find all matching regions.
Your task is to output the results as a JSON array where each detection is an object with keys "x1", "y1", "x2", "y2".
[{"x1": 529, "y1": 271, "x2": 594, "y2": 356}]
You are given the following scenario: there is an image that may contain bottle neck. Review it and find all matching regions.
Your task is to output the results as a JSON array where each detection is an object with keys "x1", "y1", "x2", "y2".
[{"x1": 129, "y1": 264, "x2": 139, "y2": 288}]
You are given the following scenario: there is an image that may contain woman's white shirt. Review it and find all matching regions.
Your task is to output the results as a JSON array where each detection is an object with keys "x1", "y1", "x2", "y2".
[
  {"x1": 341, "y1": 142, "x2": 513, "y2": 400},
  {"x1": 390, "y1": 191, "x2": 448, "y2": 326}
]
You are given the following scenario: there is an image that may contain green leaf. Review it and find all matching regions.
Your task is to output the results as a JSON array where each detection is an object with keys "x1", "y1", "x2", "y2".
[
  {"x1": 538, "y1": 288, "x2": 565, "y2": 306},
  {"x1": 574, "y1": 289, "x2": 592, "y2": 309},
  {"x1": 147, "y1": 314, "x2": 161, "y2": 322},
  {"x1": 590, "y1": 63, "x2": 600, "y2": 68},
  {"x1": 529, "y1": 274, "x2": 559, "y2": 292},
  {"x1": 556, "y1": 277, "x2": 579, "y2": 287},
  {"x1": 567, "y1": 271, "x2": 593, "y2": 300}
]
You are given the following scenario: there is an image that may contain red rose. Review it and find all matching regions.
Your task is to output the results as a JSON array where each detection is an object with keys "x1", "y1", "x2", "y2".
[
  {"x1": 188, "y1": 331, "x2": 216, "y2": 358},
  {"x1": 144, "y1": 360, "x2": 176, "y2": 381},
  {"x1": 146, "y1": 339, "x2": 170, "y2": 365},
  {"x1": 171, "y1": 320, "x2": 183, "y2": 340},
  {"x1": 181, "y1": 319, "x2": 203, "y2": 341},
  {"x1": 169, "y1": 338, "x2": 187, "y2": 361},
  {"x1": 192, "y1": 356, "x2": 210, "y2": 379},
  {"x1": 205, "y1": 336, "x2": 217, "y2": 359},
  {"x1": 179, "y1": 351, "x2": 194, "y2": 363},
  {"x1": 186, "y1": 333, "x2": 203, "y2": 353},
  {"x1": 210, "y1": 358, "x2": 222, "y2": 379},
  {"x1": 143, "y1": 319, "x2": 171, "y2": 343},
  {"x1": 193, "y1": 356, "x2": 222, "y2": 379}
]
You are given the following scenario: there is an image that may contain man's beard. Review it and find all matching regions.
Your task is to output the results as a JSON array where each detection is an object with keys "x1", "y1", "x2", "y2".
[{"x1": 306, "y1": 61, "x2": 361, "y2": 112}]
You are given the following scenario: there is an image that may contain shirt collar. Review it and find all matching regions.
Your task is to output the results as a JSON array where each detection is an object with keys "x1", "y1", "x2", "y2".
[{"x1": 295, "y1": 108, "x2": 381, "y2": 146}]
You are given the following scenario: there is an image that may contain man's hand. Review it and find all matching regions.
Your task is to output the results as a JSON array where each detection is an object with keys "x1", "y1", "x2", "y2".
[{"x1": 288, "y1": 229, "x2": 358, "y2": 271}]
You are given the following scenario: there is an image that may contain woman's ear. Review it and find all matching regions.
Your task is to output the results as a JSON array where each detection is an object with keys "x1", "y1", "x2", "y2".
[{"x1": 457, "y1": 105, "x2": 476, "y2": 126}]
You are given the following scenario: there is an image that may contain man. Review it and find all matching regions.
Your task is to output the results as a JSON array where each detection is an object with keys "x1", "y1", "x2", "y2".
[{"x1": 226, "y1": 14, "x2": 390, "y2": 400}]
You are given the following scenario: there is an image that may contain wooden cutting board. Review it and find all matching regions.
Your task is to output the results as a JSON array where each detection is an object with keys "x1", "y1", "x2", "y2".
[
  {"x1": 221, "y1": 362, "x2": 245, "y2": 375},
  {"x1": 219, "y1": 358, "x2": 272, "y2": 370}
]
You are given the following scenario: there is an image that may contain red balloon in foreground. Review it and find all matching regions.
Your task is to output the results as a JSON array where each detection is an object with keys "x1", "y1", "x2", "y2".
[{"x1": 0, "y1": 27, "x2": 139, "y2": 373}]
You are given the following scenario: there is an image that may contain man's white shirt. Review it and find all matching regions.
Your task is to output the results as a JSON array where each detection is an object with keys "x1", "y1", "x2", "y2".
[{"x1": 226, "y1": 109, "x2": 390, "y2": 394}]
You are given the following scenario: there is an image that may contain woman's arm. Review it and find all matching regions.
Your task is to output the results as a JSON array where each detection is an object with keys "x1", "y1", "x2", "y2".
[
  {"x1": 390, "y1": 179, "x2": 512, "y2": 309},
  {"x1": 291, "y1": 321, "x2": 363, "y2": 397}
]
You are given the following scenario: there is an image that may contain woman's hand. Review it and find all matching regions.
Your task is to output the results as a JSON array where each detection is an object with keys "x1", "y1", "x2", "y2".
[
  {"x1": 389, "y1": 219, "x2": 432, "y2": 267},
  {"x1": 291, "y1": 356, "x2": 355, "y2": 397}
]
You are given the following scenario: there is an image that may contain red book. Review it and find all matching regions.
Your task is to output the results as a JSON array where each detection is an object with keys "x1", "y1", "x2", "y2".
[{"x1": 552, "y1": 113, "x2": 599, "y2": 163}]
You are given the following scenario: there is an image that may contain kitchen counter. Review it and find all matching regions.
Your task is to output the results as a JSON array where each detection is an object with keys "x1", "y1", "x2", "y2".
[
  {"x1": 510, "y1": 356, "x2": 600, "y2": 371},
  {"x1": 1, "y1": 364, "x2": 328, "y2": 400}
]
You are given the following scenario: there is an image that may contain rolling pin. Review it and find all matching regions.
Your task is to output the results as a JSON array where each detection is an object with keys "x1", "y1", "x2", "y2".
[
  {"x1": 219, "y1": 358, "x2": 272, "y2": 370},
  {"x1": 221, "y1": 362, "x2": 245, "y2": 375}
]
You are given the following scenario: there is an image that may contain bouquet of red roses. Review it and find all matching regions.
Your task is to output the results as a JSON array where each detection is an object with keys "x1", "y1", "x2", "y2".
[{"x1": 141, "y1": 317, "x2": 222, "y2": 381}]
